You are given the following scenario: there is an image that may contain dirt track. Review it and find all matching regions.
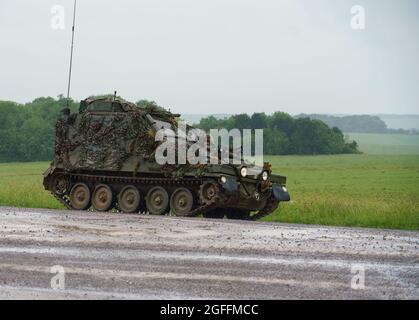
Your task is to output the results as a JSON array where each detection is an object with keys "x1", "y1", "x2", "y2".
[{"x1": 0, "y1": 206, "x2": 418, "y2": 299}]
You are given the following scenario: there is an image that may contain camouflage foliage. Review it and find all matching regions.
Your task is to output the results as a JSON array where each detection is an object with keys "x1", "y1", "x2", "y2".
[{"x1": 55, "y1": 97, "x2": 157, "y2": 171}]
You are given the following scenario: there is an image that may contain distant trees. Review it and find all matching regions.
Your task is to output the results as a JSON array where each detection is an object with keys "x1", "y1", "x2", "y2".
[
  {"x1": 0, "y1": 97, "x2": 78, "y2": 162},
  {"x1": 197, "y1": 112, "x2": 359, "y2": 155},
  {"x1": 0, "y1": 96, "x2": 359, "y2": 162}
]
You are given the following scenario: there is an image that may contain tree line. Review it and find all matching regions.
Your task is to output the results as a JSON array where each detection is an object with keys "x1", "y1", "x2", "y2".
[
  {"x1": 0, "y1": 96, "x2": 359, "y2": 162},
  {"x1": 0, "y1": 96, "x2": 79, "y2": 162},
  {"x1": 197, "y1": 113, "x2": 359, "y2": 155}
]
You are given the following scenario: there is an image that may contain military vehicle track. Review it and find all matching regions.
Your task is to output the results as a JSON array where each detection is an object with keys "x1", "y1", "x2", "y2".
[{"x1": 47, "y1": 171, "x2": 267, "y2": 220}]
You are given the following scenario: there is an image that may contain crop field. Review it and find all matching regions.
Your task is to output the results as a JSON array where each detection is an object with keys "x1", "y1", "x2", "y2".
[
  {"x1": 0, "y1": 154, "x2": 418, "y2": 230},
  {"x1": 346, "y1": 133, "x2": 419, "y2": 155}
]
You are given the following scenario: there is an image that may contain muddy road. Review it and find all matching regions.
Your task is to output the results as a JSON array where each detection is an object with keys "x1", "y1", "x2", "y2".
[{"x1": 0, "y1": 206, "x2": 417, "y2": 299}]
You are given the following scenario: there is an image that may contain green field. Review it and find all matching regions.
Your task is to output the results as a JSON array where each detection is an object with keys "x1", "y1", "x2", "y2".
[
  {"x1": 264, "y1": 154, "x2": 419, "y2": 230},
  {"x1": 0, "y1": 155, "x2": 418, "y2": 230},
  {"x1": 346, "y1": 133, "x2": 419, "y2": 155},
  {"x1": 0, "y1": 162, "x2": 64, "y2": 210}
]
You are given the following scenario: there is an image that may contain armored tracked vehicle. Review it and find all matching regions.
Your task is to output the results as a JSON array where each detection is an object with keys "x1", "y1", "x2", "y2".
[{"x1": 43, "y1": 96, "x2": 290, "y2": 220}]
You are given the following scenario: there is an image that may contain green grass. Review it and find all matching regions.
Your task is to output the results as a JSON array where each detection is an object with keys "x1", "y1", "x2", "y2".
[
  {"x1": 0, "y1": 155, "x2": 418, "y2": 230},
  {"x1": 347, "y1": 133, "x2": 419, "y2": 155},
  {"x1": 264, "y1": 154, "x2": 419, "y2": 230},
  {"x1": 0, "y1": 162, "x2": 65, "y2": 210}
]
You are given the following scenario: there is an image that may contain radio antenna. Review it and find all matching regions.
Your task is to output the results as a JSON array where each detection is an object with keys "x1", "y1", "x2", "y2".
[{"x1": 66, "y1": 0, "x2": 77, "y2": 110}]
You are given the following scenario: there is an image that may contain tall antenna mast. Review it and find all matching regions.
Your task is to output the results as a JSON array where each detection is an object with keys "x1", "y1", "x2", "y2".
[{"x1": 66, "y1": 0, "x2": 77, "y2": 109}]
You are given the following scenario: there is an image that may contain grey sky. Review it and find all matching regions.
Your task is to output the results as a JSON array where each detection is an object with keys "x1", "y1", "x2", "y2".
[{"x1": 0, "y1": 0, "x2": 418, "y2": 114}]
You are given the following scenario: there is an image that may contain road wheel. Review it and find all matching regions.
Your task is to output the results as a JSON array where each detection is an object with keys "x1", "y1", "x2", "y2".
[
  {"x1": 118, "y1": 185, "x2": 141, "y2": 213},
  {"x1": 203, "y1": 209, "x2": 225, "y2": 219},
  {"x1": 92, "y1": 184, "x2": 114, "y2": 212},
  {"x1": 170, "y1": 187, "x2": 194, "y2": 216},
  {"x1": 146, "y1": 186, "x2": 169, "y2": 215},
  {"x1": 69, "y1": 183, "x2": 91, "y2": 210}
]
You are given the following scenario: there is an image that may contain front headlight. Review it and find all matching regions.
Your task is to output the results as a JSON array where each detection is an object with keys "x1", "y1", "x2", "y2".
[
  {"x1": 220, "y1": 176, "x2": 227, "y2": 184},
  {"x1": 240, "y1": 167, "x2": 248, "y2": 177},
  {"x1": 262, "y1": 171, "x2": 269, "y2": 181}
]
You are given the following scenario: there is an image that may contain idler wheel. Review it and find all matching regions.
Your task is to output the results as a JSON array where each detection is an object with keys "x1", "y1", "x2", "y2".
[
  {"x1": 92, "y1": 184, "x2": 114, "y2": 212},
  {"x1": 118, "y1": 185, "x2": 141, "y2": 213},
  {"x1": 146, "y1": 186, "x2": 169, "y2": 215},
  {"x1": 69, "y1": 183, "x2": 91, "y2": 210},
  {"x1": 170, "y1": 187, "x2": 194, "y2": 216}
]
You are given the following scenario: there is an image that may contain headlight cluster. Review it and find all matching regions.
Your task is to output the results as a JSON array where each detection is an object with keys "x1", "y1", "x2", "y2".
[{"x1": 239, "y1": 167, "x2": 269, "y2": 180}]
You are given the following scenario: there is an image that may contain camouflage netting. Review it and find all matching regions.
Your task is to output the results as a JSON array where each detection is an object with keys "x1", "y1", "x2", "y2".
[
  {"x1": 56, "y1": 109, "x2": 157, "y2": 171},
  {"x1": 54, "y1": 97, "x2": 209, "y2": 174}
]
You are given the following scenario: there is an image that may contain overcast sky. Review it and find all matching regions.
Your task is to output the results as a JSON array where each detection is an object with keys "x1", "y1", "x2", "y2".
[{"x1": 0, "y1": 0, "x2": 418, "y2": 114}]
